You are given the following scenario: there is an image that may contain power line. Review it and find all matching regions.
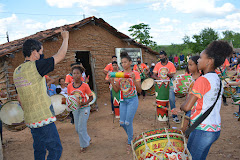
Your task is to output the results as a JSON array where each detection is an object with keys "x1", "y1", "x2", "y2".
[{"x1": 0, "y1": 6, "x2": 149, "y2": 17}]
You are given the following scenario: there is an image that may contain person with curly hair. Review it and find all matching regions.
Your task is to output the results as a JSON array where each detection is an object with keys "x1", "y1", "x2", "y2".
[
  {"x1": 173, "y1": 40, "x2": 233, "y2": 160},
  {"x1": 110, "y1": 52, "x2": 142, "y2": 154}
]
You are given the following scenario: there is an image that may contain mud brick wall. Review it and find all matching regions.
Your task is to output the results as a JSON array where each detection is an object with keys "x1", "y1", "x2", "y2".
[{"x1": 5, "y1": 23, "x2": 158, "y2": 98}]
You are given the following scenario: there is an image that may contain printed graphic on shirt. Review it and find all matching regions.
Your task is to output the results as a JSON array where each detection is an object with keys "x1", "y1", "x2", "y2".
[{"x1": 158, "y1": 67, "x2": 169, "y2": 79}]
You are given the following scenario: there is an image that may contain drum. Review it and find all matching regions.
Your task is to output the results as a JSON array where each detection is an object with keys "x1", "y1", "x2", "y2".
[
  {"x1": 112, "y1": 89, "x2": 121, "y2": 118},
  {"x1": 89, "y1": 90, "x2": 97, "y2": 106},
  {"x1": 173, "y1": 74, "x2": 194, "y2": 98},
  {"x1": 155, "y1": 80, "x2": 170, "y2": 106},
  {"x1": 142, "y1": 78, "x2": 155, "y2": 96},
  {"x1": 0, "y1": 101, "x2": 27, "y2": 132},
  {"x1": 216, "y1": 68, "x2": 228, "y2": 80},
  {"x1": 156, "y1": 105, "x2": 168, "y2": 121},
  {"x1": 50, "y1": 94, "x2": 69, "y2": 121},
  {"x1": 66, "y1": 94, "x2": 81, "y2": 111},
  {"x1": 232, "y1": 94, "x2": 240, "y2": 105},
  {"x1": 131, "y1": 128, "x2": 191, "y2": 160}
]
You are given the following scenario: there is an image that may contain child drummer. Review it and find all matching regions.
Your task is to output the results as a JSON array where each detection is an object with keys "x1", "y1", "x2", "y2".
[
  {"x1": 67, "y1": 65, "x2": 93, "y2": 152},
  {"x1": 110, "y1": 52, "x2": 142, "y2": 154}
]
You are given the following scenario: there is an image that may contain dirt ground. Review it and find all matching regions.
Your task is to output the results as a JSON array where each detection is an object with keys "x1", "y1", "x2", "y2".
[{"x1": 2, "y1": 78, "x2": 240, "y2": 160}]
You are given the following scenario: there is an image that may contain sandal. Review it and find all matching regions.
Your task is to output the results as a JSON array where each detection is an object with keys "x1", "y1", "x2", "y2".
[
  {"x1": 126, "y1": 144, "x2": 131, "y2": 154},
  {"x1": 80, "y1": 147, "x2": 87, "y2": 153}
]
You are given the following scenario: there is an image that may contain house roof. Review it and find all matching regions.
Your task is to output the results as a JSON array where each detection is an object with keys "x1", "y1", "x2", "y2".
[{"x1": 0, "y1": 16, "x2": 159, "y2": 57}]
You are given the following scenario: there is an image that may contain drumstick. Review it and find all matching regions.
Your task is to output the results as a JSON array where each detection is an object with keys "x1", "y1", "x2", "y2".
[
  {"x1": 153, "y1": 104, "x2": 190, "y2": 119},
  {"x1": 14, "y1": 123, "x2": 26, "y2": 130}
]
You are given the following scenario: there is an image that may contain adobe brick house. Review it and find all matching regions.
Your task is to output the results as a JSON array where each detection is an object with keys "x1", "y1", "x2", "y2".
[{"x1": 0, "y1": 16, "x2": 158, "y2": 101}]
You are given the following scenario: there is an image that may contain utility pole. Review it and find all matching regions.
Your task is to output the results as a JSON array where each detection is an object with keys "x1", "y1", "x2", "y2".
[{"x1": 6, "y1": 31, "x2": 9, "y2": 42}]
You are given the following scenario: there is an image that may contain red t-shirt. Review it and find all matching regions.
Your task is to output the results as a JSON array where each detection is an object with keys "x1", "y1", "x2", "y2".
[
  {"x1": 133, "y1": 63, "x2": 148, "y2": 73},
  {"x1": 67, "y1": 82, "x2": 92, "y2": 108},
  {"x1": 174, "y1": 56, "x2": 179, "y2": 63},
  {"x1": 104, "y1": 63, "x2": 113, "y2": 72},
  {"x1": 153, "y1": 61, "x2": 176, "y2": 80},
  {"x1": 215, "y1": 59, "x2": 230, "y2": 74}
]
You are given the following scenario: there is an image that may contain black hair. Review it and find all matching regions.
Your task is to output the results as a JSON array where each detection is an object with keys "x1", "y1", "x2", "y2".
[
  {"x1": 112, "y1": 61, "x2": 118, "y2": 65},
  {"x1": 205, "y1": 40, "x2": 233, "y2": 68},
  {"x1": 112, "y1": 56, "x2": 117, "y2": 58},
  {"x1": 71, "y1": 63, "x2": 85, "y2": 72},
  {"x1": 71, "y1": 62, "x2": 80, "y2": 67},
  {"x1": 58, "y1": 78, "x2": 65, "y2": 84},
  {"x1": 56, "y1": 88, "x2": 61, "y2": 94},
  {"x1": 120, "y1": 51, "x2": 132, "y2": 61},
  {"x1": 189, "y1": 56, "x2": 200, "y2": 65},
  {"x1": 72, "y1": 66, "x2": 84, "y2": 74},
  {"x1": 159, "y1": 50, "x2": 167, "y2": 56},
  {"x1": 237, "y1": 58, "x2": 240, "y2": 65},
  {"x1": 22, "y1": 39, "x2": 42, "y2": 57},
  {"x1": 185, "y1": 66, "x2": 190, "y2": 74}
]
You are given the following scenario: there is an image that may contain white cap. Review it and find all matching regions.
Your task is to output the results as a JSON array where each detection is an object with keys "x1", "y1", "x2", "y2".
[{"x1": 151, "y1": 63, "x2": 155, "y2": 66}]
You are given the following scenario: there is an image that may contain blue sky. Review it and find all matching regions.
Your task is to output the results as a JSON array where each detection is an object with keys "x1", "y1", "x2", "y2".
[{"x1": 0, "y1": 0, "x2": 240, "y2": 45}]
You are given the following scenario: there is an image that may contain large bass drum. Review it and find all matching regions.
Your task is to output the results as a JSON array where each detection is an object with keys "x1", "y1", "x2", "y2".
[{"x1": 0, "y1": 101, "x2": 26, "y2": 132}]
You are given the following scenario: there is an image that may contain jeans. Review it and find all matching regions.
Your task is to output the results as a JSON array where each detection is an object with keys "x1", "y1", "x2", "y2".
[
  {"x1": 187, "y1": 129, "x2": 220, "y2": 160},
  {"x1": 119, "y1": 96, "x2": 139, "y2": 144},
  {"x1": 73, "y1": 107, "x2": 91, "y2": 148},
  {"x1": 110, "y1": 91, "x2": 114, "y2": 112},
  {"x1": 30, "y1": 122, "x2": 62, "y2": 160},
  {"x1": 237, "y1": 87, "x2": 240, "y2": 113},
  {"x1": 169, "y1": 88, "x2": 177, "y2": 118},
  {"x1": 222, "y1": 95, "x2": 227, "y2": 103}
]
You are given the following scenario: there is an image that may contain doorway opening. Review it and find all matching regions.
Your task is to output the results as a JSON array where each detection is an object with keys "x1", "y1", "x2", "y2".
[{"x1": 75, "y1": 51, "x2": 93, "y2": 90}]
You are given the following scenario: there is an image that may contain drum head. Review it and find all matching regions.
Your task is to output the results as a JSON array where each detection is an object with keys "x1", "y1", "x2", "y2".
[
  {"x1": 0, "y1": 101, "x2": 24, "y2": 125},
  {"x1": 51, "y1": 94, "x2": 67, "y2": 115},
  {"x1": 141, "y1": 78, "x2": 154, "y2": 90},
  {"x1": 89, "y1": 91, "x2": 97, "y2": 105}
]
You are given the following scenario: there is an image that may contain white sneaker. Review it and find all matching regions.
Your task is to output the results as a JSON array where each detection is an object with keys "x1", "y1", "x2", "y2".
[{"x1": 173, "y1": 117, "x2": 180, "y2": 124}]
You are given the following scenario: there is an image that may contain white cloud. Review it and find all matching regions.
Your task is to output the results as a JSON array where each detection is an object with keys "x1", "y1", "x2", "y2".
[
  {"x1": 163, "y1": 0, "x2": 235, "y2": 17},
  {"x1": 158, "y1": 18, "x2": 181, "y2": 25},
  {"x1": 149, "y1": 2, "x2": 162, "y2": 11},
  {"x1": 46, "y1": 0, "x2": 129, "y2": 8},
  {"x1": 0, "y1": 14, "x2": 73, "y2": 44}
]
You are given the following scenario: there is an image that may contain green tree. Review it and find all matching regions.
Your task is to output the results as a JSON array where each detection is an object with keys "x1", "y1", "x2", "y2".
[
  {"x1": 128, "y1": 23, "x2": 156, "y2": 47},
  {"x1": 183, "y1": 28, "x2": 219, "y2": 53},
  {"x1": 222, "y1": 30, "x2": 240, "y2": 48}
]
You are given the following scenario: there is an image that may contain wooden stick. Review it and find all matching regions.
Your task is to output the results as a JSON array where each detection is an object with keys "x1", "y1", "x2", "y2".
[{"x1": 153, "y1": 104, "x2": 190, "y2": 120}]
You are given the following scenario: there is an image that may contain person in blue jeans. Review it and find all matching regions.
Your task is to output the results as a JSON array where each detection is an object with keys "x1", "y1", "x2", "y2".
[
  {"x1": 110, "y1": 51, "x2": 142, "y2": 154},
  {"x1": 13, "y1": 28, "x2": 69, "y2": 160},
  {"x1": 67, "y1": 65, "x2": 93, "y2": 152},
  {"x1": 173, "y1": 40, "x2": 233, "y2": 160}
]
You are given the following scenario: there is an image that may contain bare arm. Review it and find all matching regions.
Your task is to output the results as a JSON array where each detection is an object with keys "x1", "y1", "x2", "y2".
[
  {"x1": 152, "y1": 72, "x2": 159, "y2": 80},
  {"x1": 53, "y1": 28, "x2": 69, "y2": 65},
  {"x1": 80, "y1": 96, "x2": 93, "y2": 106},
  {"x1": 180, "y1": 94, "x2": 198, "y2": 112},
  {"x1": 110, "y1": 78, "x2": 120, "y2": 93},
  {"x1": 167, "y1": 73, "x2": 174, "y2": 78},
  {"x1": 103, "y1": 70, "x2": 108, "y2": 75},
  {"x1": 131, "y1": 72, "x2": 142, "y2": 93}
]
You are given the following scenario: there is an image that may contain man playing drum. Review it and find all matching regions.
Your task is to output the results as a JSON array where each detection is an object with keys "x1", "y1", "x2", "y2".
[
  {"x1": 152, "y1": 50, "x2": 180, "y2": 123},
  {"x1": 133, "y1": 57, "x2": 149, "y2": 100},
  {"x1": 13, "y1": 28, "x2": 69, "y2": 160}
]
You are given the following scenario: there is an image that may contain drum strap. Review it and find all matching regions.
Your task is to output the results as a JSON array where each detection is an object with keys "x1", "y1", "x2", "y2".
[{"x1": 185, "y1": 79, "x2": 222, "y2": 137}]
